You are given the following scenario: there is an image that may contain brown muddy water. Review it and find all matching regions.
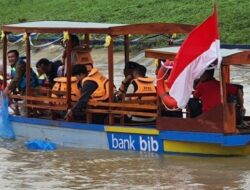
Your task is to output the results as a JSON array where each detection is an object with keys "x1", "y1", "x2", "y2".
[
  {"x1": 1, "y1": 139, "x2": 250, "y2": 190},
  {"x1": 1, "y1": 46, "x2": 250, "y2": 189}
]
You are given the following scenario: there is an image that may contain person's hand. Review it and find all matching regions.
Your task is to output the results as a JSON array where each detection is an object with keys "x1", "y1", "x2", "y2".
[
  {"x1": 125, "y1": 74, "x2": 133, "y2": 83},
  {"x1": 3, "y1": 87, "x2": 10, "y2": 97},
  {"x1": 64, "y1": 109, "x2": 73, "y2": 121},
  {"x1": 241, "y1": 107, "x2": 246, "y2": 116}
]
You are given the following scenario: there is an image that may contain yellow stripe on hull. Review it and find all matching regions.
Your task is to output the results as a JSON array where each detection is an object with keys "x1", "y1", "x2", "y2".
[
  {"x1": 164, "y1": 140, "x2": 250, "y2": 156},
  {"x1": 105, "y1": 126, "x2": 159, "y2": 135}
]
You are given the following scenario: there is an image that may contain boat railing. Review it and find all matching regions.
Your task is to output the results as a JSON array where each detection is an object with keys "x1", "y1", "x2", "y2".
[
  {"x1": 9, "y1": 87, "x2": 70, "y2": 117},
  {"x1": 87, "y1": 92, "x2": 158, "y2": 125}
]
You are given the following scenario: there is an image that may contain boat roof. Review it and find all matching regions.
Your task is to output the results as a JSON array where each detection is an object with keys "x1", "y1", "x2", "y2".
[
  {"x1": 2, "y1": 21, "x2": 195, "y2": 35},
  {"x1": 145, "y1": 46, "x2": 250, "y2": 65},
  {"x1": 145, "y1": 46, "x2": 243, "y2": 58}
]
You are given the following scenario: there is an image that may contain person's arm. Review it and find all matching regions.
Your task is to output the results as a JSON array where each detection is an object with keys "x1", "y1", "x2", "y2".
[
  {"x1": 193, "y1": 83, "x2": 202, "y2": 99},
  {"x1": 7, "y1": 62, "x2": 25, "y2": 92},
  {"x1": 65, "y1": 80, "x2": 97, "y2": 121},
  {"x1": 72, "y1": 80, "x2": 98, "y2": 114},
  {"x1": 116, "y1": 74, "x2": 133, "y2": 98}
]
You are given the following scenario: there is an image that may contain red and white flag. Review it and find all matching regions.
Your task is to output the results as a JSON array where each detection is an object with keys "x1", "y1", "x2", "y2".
[{"x1": 167, "y1": 7, "x2": 221, "y2": 108}]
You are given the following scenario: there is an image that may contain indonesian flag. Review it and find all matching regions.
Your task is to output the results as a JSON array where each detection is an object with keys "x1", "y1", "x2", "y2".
[{"x1": 167, "y1": 7, "x2": 221, "y2": 108}]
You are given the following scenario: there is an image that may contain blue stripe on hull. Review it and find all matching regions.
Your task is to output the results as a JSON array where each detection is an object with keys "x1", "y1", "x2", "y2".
[
  {"x1": 160, "y1": 131, "x2": 250, "y2": 146},
  {"x1": 9, "y1": 115, "x2": 105, "y2": 132}
]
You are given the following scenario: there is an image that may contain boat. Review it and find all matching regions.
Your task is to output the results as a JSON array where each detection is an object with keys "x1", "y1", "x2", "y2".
[{"x1": 1, "y1": 21, "x2": 250, "y2": 156}]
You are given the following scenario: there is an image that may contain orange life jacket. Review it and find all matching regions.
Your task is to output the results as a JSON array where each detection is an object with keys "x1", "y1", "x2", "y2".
[
  {"x1": 81, "y1": 68, "x2": 109, "y2": 101},
  {"x1": 132, "y1": 77, "x2": 156, "y2": 101},
  {"x1": 51, "y1": 77, "x2": 81, "y2": 102}
]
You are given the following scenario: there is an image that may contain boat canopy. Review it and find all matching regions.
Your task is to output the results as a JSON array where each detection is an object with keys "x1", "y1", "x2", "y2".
[
  {"x1": 2, "y1": 21, "x2": 195, "y2": 35},
  {"x1": 145, "y1": 46, "x2": 245, "y2": 60},
  {"x1": 1, "y1": 21, "x2": 197, "y2": 126}
]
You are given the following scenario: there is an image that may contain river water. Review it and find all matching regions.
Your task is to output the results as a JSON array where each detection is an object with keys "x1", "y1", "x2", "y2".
[
  {"x1": 1, "y1": 139, "x2": 250, "y2": 190},
  {"x1": 1, "y1": 46, "x2": 250, "y2": 189}
]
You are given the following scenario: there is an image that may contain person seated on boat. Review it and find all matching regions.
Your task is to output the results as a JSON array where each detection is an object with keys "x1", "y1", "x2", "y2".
[
  {"x1": 36, "y1": 64, "x2": 49, "y2": 87},
  {"x1": 36, "y1": 58, "x2": 63, "y2": 88},
  {"x1": 115, "y1": 61, "x2": 142, "y2": 101},
  {"x1": 3, "y1": 50, "x2": 39, "y2": 114},
  {"x1": 125, "y1": 65, "x2": 156, "y2": 122},
  {"x1": 127, "y1": 65, "x2": 155, "y2": 100},
  {"x1": 190, "y1": 68, "x2": 244, "y2": 122},
  {"x1": 64, "y1": 64, "x2": 109, "y2": 122}
]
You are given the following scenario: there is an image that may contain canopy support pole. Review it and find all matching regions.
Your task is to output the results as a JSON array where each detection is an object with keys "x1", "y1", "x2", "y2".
[
  {"x1": 108, "y1": 35, "x2": 114, "y2": 125},
  {"x1": 124, "y1": 35, "x2": 129, "y2": 64},
  {"x1": 66, "y1": 34, "x2": 72, "y2": 109},
  {"x1": 84, "y1": 34, "x2": 90, "y2": 49},
  {"x1": 2, "y1": 32, "x2": 7, "y2": 88}
]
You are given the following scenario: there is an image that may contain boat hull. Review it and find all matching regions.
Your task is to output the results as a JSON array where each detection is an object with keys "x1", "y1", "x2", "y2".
[{"x1": 9, "y1": 116, "x2": 250, "y2": 156}]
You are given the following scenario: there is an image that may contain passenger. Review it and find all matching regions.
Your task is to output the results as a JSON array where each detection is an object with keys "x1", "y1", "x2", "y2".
[
  {"x1": 4, "y1": 50, "x2": 39, "y2": 96},
  {"x1": 115, "y1": 61, "x2": 141, "y2": 100},
  {"x1": 126, "y1": 65, "x2": 155, "y2": 98},
  {"x1": 62, "y1": 34, "x2": 93, "y2": 75},
  {"x1": 64, "y1": 64, "x2": 109, "y2": 122},
  {"x1": 36, "y1": 58, "x2": 63, "y2": 88},
  {"x1": 36, "y1": 64, "x2": 48, "y2": 87},
  {"x1": 191, "y1": 68, "x2": 245, "y2": 124},
  {"x1": 126, "y1": 65, "x2": 156, "y2": 122},
  {"x1": 62, "y1": 34, "x2": 80, "y2": 66},
  {"x1": 194, "y1": 69, "x2": 238, "y2": 112},
  {"x1": 3, "y1": 50, "x2": 39, "y2": 114}
]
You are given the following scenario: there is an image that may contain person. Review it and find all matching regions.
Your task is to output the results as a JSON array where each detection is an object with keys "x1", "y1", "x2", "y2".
[
  {"x1": 126, "y1": 65, "x2": 155, "y2": 97},
  {"x1": 125, "y1": 65, "x2": 156, "y2": 122},
  {"x1": 4, "y1": 50, "x2": 39, "y2": 96},
  {"x1": 191, "y1": 68, "x2": 245, "y2": 124},
  {"x1": 193, "y1": 69, "x2": 239, "y2": 112},
  {"x1": 36, "y1": 58, "x2": 63, "y2": 88},
  {"x1": 36, "y1": 64, "x2": 48, "y2": 87},
  {"x1": 62, "y1": 34, "x2": 94, "y2": 75},
  {"x1": 64, "y1": 64, "x2": 110, "y2": 121},
  {"x1": 3, "y1": 50, "x2": 39, "y2": 115},
  {"x1": 115, "y1": 61, "x2": 141, "y2": 101},
  {"x1": 62, "y1": 34, "x2": 80, "y2": 66}
]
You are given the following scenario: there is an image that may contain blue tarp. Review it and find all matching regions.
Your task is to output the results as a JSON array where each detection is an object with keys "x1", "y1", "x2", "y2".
[
  {"x1": 25, "y1": 139, "x2": 57, "y2": 151},
  {"x1": 0, "y1": 92, "x2": 15, "y2": 139}
]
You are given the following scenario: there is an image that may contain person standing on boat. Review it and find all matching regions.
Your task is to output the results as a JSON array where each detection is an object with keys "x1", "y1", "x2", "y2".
[
  {"x1": 62, "y1": 34, "x2": 94, "y2": 76},
  {"x1": 36, "y1": 58, "x2": 63, "y2": 88},
  {"x1": 64, "y1": 64, "x2": 109, "y2": 121},
  {"x1": 62, "y1": 34, "x2": 80, "y2": 66}
]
